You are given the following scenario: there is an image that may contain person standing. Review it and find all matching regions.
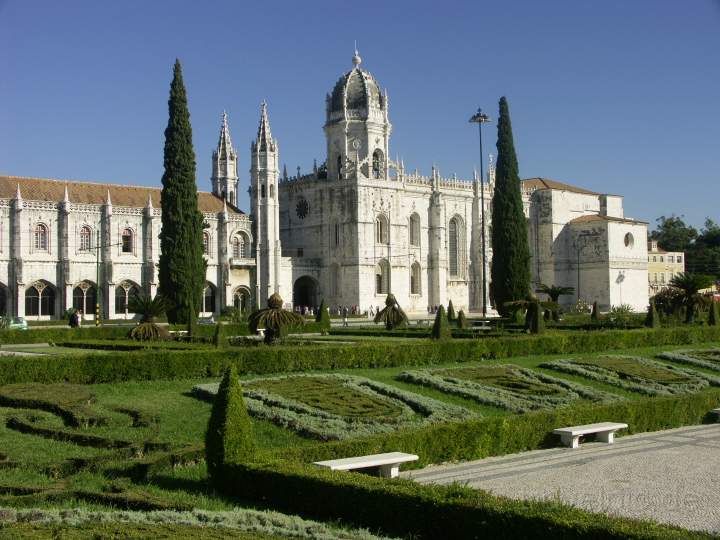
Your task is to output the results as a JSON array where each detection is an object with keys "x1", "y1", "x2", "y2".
[{"x1": 342, "y1": 305, "x2": 349, "y2": 327}]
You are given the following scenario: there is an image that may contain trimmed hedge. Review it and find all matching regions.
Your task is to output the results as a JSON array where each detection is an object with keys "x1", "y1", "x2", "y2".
[
  {"x1": 0, "y1": 321, "x2": 326, "y2": 345},
  {"x1": 271, "y1": 388, "x2": 720, "y2": 466},
  {"x1": 0, "y1": 326, "x2": 718, "y2": 385},
  {"x1": 222, "y1": 459, "x2": 710, "y2": 540}
]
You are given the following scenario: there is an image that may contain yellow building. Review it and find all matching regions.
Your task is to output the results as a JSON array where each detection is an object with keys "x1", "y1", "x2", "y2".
[{"x1": 647, "y1": 240, "x2": 685, "y2": 297}]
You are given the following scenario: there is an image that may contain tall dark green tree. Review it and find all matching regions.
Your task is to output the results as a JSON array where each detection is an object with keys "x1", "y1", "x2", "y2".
[
  {"x1": 490, "y1": 97, "x2": 531, "y2": 315},
  {"x1": 159, "y1": 60, "x2": 206, "y2": 324}
]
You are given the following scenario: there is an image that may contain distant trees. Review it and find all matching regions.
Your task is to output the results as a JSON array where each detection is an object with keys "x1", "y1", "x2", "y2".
[
  {"x1": 490, "y1": 97, "x2": 531, "y2": 315},
  {"x1": 669, "y1": 272, "x2": 715, "y2": 324}
]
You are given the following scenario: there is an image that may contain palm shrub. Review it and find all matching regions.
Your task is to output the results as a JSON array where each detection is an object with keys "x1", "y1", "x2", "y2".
[
  {"x1": 128, "y1": 294, "x2": 172, "y2": 341},
  {"x1": 645, "y1": 300, "x2": 661, "y2": 329},
  {"x1": 316, "y1": 299, "x2": 331, "y2": 334},
  {"x1": 447, "y1": 300, "x2": 456, "y2": 322},
  {"x1": 456, "y1": 310, "x2": 468, "y2": 329},
  {"x1": 248, "y1": 293, "x2": 304, "y2": 344},
  {"x1": 205, "y1": 366, "x2": 254, "y2": 486},
  {"x1": 431, "y1": 305, "x2": 451, "y2": 340},
  {"x1": 374, "y1": 294, "x2": 408, "y2": 330},
  {"x1": 536, "y1": 284, "x2": 574, "y2": 321},
  {"x1": 708, "y1": 301, "x2": 719, "y2": 327},
  {"x1": 670, "y1": 272, "x2": 715, "y2": 324}
]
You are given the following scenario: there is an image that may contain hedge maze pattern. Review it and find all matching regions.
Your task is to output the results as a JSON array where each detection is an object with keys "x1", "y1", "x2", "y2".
[
  {"x1": 397, "y1": 365, "x2": 616, "y2": 413},
  {"x1": 541, "y1": 355, "x2": 720, "y2": 396},
  {"x1": 657, "y1": 349, "x2": 720, "y2": 372},
  {"x1": 192, "y1": 374, "x2": 474, "y2": 441}
]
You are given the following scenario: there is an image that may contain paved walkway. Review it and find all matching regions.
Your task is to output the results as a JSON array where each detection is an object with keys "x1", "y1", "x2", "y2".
[{"x1": 403, "y1": 424, "x2": 720, "y2": 534}]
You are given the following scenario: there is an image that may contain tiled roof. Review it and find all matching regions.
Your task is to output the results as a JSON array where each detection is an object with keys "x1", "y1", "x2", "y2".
[
  {"x1": 522, "y1": 177, "x2": 600, "y2": 196},
  {"x1": 569, "y1": 214, "x2": 647, "y2": 225},
  {"x1": 0, "y1": 175, "x2": 243, "y2": 215}
]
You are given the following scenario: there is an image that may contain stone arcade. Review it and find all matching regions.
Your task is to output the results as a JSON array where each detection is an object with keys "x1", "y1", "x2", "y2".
[{"x1": 0, "y1": 52, "x2": 648, "y2": 320}]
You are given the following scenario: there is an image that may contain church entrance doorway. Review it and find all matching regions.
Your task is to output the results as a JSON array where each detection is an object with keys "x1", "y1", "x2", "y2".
[{"x1": 293, "y1": 276, "x2": 318, "y2": 311}]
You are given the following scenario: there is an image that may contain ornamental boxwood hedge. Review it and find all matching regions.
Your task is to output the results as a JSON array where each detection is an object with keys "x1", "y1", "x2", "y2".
[
  {"x1": 0, "y1": 326, "x2": 718, "y2": 385},
  {"x1": 222, "y1": 458, "x2": 710, "y2": 540},
  {"x1": 216, "y1": 390, "x2": 720, "y2": 540}
]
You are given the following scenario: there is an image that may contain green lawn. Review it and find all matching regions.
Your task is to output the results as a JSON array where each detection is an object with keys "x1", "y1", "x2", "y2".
[{"x1": 0, "y1": 339, "x2": 717, "y2": 515}]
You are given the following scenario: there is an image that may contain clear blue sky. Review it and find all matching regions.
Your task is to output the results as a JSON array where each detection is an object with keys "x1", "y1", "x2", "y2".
[{"x1": 1, "y1": 0, "x2": 718, "y2": 229}]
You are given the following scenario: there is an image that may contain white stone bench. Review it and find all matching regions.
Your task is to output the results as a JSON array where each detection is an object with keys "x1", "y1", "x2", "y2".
[
  {"x1": 313, "y1": 452, "x2": 418, "y2": 478},
  {"x1": 553, "y1": 422, "x2": 628, "y2": 448}
]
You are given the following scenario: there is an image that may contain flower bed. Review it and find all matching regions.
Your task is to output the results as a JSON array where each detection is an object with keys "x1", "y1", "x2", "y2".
[
  {"x1": 397, "y1": 365, "x2": 616, "y2": 413},
  {"x1": 540, "y1": 355, "x2": 720, "y2": 395},
  {"x1": 657, "y1": 349, "x2": 720, "y2": 372},
  {"x1": 192, "y1": 374, "x2": 473, "y2": 441}
]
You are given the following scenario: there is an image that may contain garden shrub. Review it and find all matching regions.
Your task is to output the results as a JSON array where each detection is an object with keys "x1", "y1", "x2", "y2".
[
  {"x1": 398, "y1": 365, "x2": 616, "y2": 413},
  {"x1": 591, "y1": 301, "x2": 599, "y2": 321},
  {"x1": 657, "y1": 349, "x2": 720, "y2": 372},
  {"x1": 446, "y1": 300, "x2": 456, "y2": 322},
  {"x1": 205, "y1": 367, "x2": 255, "y2": 485},
  {"x1": 645, "y1": 300, "x2": 661, "y2": 328},
  {"x1": 0, "y1": 326, "x2": 718, "y2": 386},
  {"x1": 223, "y1": 449, "x2": 711, "y2": 540},
  {"x1": 213, "y1": 323, "x2": 225, "y2": 348},
  {"x1": 542, "y1": 355, "x2": 720, "y2": 396},
  {"x1": 456, "y1": 309, "x2": 468, "y2": 329},
  {"x1": 709, "y1": 301, "x2": 719, "y2": 327},
  {"x1": 194, "y1": 373, "x2": 472, "y2": 440},
  {"x1": 430, "y1": 305, "x2": 451, "y2": 340}
]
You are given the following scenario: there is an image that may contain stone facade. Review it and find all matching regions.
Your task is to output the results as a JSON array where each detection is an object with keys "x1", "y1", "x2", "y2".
[{"x1": 0, "y1": 51, "x2": 649, "y2": 319}]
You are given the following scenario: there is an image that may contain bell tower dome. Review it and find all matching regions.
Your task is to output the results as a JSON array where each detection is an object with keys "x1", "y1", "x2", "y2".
[{"x1": 324, "y1": 50, "x2": 391, "y2": 180}]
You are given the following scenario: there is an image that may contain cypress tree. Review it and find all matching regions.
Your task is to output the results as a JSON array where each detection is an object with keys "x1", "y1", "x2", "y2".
[
  {"x1": 205, "y1": 367, "x2": 255, "y2": 486},
  {"x1": 490, "y1": 97, "x2": 531, "y2": 316},
  {"x1": 316, "y1": 298, "x2": 331, "y2": 333},
  {"x1": 591, "y1": 301, "x2": 599, "y2": 322},
  {"x1": 447, "y1": 300, "x2": 456, "y2": 322},
  {"x1": 213, "y1": 322, "x2": 225, "y2": 347},
  {"x1": 644, "y1": 300, "x2": 661, "y2": 329},
  {"x1": 159, "y1": 60, "x2": 205, "y2": 324},
  {"x1": 456, "y1": 309, "x2": 468, "y2": 329},
  {"x1": 709, "y1": 301, "x2": 719, "y2": 326},
  {"x1": 431, "y1": 305, "x2": 451, "y2": 340}
]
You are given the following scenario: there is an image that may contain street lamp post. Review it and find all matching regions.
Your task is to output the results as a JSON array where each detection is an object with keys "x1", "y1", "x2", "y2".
[{"x1": 469, "y1": 108, "x2": 492, "y2": 318}]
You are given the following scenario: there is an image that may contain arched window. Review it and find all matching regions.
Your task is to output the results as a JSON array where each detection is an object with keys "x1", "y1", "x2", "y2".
[
  {"x1": 79, "y1": 226, "x2": 92, "y2": 251},
  {"x1": 233, "y1": 287, "x2": 251, "y2": 312},
  {"x1": 115, "y1": 281, "x2": 141, "y2": 315},
  {"x1": 34, "y1": 224, "x2": 48, "y2": 251},
  {"x1": 0, "y1": 285, "x2": 6, "y2": 316},
  {"x1": 448, "y1": 216, "x2": 464, "y2": 277},
  {"x1": 409, "y1": 213, "x2": 421, "y2": 247},
  {"x1": 202, "y1": 283, "x2": 216, "y2": 314},
  {"x1": 375, "y1": 259, "x2": 389, "y2": 295},
  {"x1": 25, "y1": 281, "x2": 55, "y2": 317},
  {"x1": 72, "y1": 281, "x2": 97, "y2": 315},
  {"x1": 337, "y1": 154, "x2": 343, "y2": 180},
  {"x1": 375, "y1": 214, "x2": 389, "y2": 244},
  {"x1": 410, "y1": 262, "x2": 422, "y2": 295},
  {"x1": 372, "y1": 150, "x2": 383, "y2": 179},
  {"x1": 261, "y1": 185, "x2": 266, "y2": 198},
  {"x1": 232, "y1": 233, "x2": 248, "y2": 258},
  {"x1": 121, "y1": 228, "x2": 133, "y2": 253},
  {"x1": 202, "y1": 232, "x2": 210, "y2": 255}
]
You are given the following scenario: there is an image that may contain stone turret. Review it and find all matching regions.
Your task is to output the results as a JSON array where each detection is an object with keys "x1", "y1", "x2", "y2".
[{"x1": 212, "y1": 111, "x2": 239, "y2": 206}]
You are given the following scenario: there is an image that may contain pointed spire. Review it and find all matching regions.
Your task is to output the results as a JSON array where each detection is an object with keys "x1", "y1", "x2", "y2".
[
  {"x1": 256, "y1": 100, "x2": 274, "y2": 152},
  {"x1": 216, "y1": 110, "x2": 235, "y2": 159},
  {"x1": 222, "y1": 198, "x2": 228, "y2": 216},
  {"x1": 106, "y1": 189, "x2": 112, "y2": 206},
  {"x1": 63, "y1": 184, "x2": 70, "y2": 203},
  {"x1": 146, "y1": 192, "x2": 154, "y2": 210},
  {"x1": 352, "y1": 42, "x2": 362, "y2": 67},
  {"x1": 283, "y1": 164, "x2": 288, "y2": 181},
  {"x1": 15, "y1": 183, "x2": 22, "y2": 201}
]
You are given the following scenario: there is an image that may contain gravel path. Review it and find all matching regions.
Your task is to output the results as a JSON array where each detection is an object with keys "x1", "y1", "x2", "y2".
[{"x1": 403, "y1": 424, "x2": 720, "y2": 534}]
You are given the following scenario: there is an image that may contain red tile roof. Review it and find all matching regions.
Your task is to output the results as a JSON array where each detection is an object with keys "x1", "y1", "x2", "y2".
[
  {"x1": 522, "y1": 177, "x2": 600, "y2": 196},
  {"x1": 0, "y1": 175, "x2": 243, "y2": 215}
]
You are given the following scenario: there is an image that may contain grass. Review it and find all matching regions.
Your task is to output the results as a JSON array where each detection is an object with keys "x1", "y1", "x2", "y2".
[
  {"x1": 434, "y1": 365, "x2": 566, "y2": 396},
  {"x1": 250, "y1": 376, "x2": 404, "y2": 419},
  {"x1": 572, "y1": 356, "x2": 695, "y2": 383},
  {"x1": 0, "y1": 338, "x2": 717, "y2": 518}
]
